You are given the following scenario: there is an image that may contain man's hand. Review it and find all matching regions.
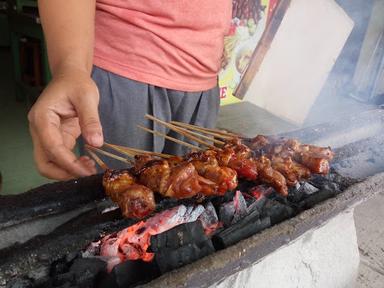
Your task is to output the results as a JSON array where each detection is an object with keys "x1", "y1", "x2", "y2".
[{"x1": 28, "y1": 69, "x2": 103, "y2": 180}]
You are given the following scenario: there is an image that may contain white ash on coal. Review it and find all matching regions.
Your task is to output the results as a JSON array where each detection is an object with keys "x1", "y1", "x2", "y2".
[
  {"x1": 197, "y1": 202, "x2": 221, "y2": 236},
  {"x1": 84, "y1": 205, "x2": 208, "y2": 272}
]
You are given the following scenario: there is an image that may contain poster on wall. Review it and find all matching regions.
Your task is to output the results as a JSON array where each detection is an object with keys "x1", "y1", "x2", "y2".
[{"x1": 219, "y1": 0, "x2": 280, "y2": 105}]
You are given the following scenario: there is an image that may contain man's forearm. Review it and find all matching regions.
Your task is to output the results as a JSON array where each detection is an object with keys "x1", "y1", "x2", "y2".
[{"x1": 38, "y1": 0, "x2": 96, "y2": 76}]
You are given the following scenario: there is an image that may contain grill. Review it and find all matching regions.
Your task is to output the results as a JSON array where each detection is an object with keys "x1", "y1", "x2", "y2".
[{"x1": 1, "y1": 109, "x2": 384, "y2": 288}]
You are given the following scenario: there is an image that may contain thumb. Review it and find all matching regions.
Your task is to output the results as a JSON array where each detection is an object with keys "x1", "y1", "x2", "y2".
[{"x1": 73, "y1": 90, "x2": 104, "y2": 147}]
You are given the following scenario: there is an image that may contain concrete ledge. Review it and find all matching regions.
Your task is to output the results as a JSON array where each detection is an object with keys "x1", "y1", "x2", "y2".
[{"x1": 214, "y1": 210, "x2": 359, "y2": 288}]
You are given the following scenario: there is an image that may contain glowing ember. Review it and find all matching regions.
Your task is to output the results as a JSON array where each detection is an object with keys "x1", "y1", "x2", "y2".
[
  {"x1": 88, "y1": 205, "x2": 205, "y2": 271},
  {"x1": 248, "y1": 186, "x2": 273, "y2": 200}
]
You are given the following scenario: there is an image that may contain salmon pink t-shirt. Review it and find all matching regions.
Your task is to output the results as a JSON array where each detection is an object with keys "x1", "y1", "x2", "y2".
[{"x1": 94, "y1": 1, "x2": 232, "y2": 92}]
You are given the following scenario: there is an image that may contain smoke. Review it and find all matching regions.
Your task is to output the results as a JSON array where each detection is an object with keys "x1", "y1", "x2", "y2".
[{"x1": 305, "y1": 0, "x2": 384, "y2": 126}]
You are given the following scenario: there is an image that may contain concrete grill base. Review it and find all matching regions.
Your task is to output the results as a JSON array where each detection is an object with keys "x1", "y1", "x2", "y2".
[{"x1": 214, "y1": 210, "x2": 359, "y2": 288}]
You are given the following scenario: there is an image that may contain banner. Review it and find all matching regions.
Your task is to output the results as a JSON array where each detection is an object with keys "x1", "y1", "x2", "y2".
[{"x1": 219, "y1": 0, "x2": 279, "y2": 105}]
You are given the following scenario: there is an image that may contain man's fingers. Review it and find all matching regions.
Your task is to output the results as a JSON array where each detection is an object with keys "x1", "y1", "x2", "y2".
[
  {"x1": 31, "y1": 131, "x2": 75, "y2": 180},
  {"x1": 31, "y1": 118, "x2": 94, "y2": 178},
  {"x1": 48, "y1": 143, "x2": 95, "y2": 177},
  {"x1": 72, "y1": 89, "x2": 103, "y2": 147},
  {"x1": 79, "y1": 155, "x2": 97, "y2": 173},
  {"x1": 37, "y1": 160, "x2": 74, "y2": 181}
]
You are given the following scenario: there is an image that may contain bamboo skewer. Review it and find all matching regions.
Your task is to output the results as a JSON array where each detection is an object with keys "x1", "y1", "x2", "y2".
[
  {"x1": 126, "y1": 147, "x2": 173, "y2": 158},
  {"x1": 137, "y1": 125, "x2": 202, "y2": 151},
  {"x1": 104, "y1": 143, "x2": 174, "y2": 159},
  {"x1": 86, "y1": 148, "x2": 108, "y2": 170},
  {"x1": 171, "y1": 125, "x2": 225, "y2": 145},
  {"x1": 170, "y1": 121, "x2": 238, "y2": 139},
  {"x1": 103, "y1": 143, "x2": 138, "y2": 158},
  {"x1": 145, "y1": 114, "x2": 218, "y2": 150},
  {"x1": 85, "y1": 144, "x2": 132, "y2": 165}
]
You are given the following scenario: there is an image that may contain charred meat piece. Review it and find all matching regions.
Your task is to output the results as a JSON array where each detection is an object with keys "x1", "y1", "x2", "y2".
[
  {"x1": 295, "y1": 154, "x2": 330, "y2": 175},
  {"x1": 290, "y1": 160, "x2": 311, "y2": 179},
  {"x1": 167, "y1": 156, "x2": 184, "y2": 168},
  {"x1": 270, "y1": 156, "x2": 312, "y2": 186},
  {"x1": 133, "y1": 154, "x2": 155, "y2": 172},
  {"x1": 248, "y1": 135, "x2": 270, "y2": 151},
  {"x1": 164, "y1": 163, "x2": 203, "y2": 199},
  {"x1": 201, "y1": 166, "x2": 238, "y2": 195},
  {"x1": 119, "y1": 184, "x2": 156, "y2": 219},
  {"x1": 186, "y1": 150, "x2": 238, "y2": 195},
  {"x1": 137, "y1": 159, "x2": 171, "y2": 195},
  {"x1": 103, "y1": 169, "x2": 136, "y2": 202},
  {"x1": 297, "y1": 144, "x2": 335, "y2": 160},
  {"x1": 270, "y1": 156, "x2": 298, "y2": 186},
  {"x1": 255, "y1": 156, "x2": 288, "y2": 196},
  {"x1": 103, "y1": 169, "x2": 156, "y2": 218},
  {"x1": 217, "y1": 147, "x2": 258, "y2": 181},
  {"x1": 243, "y1": 135, "x2": 334, "y2": 177},
  {"x1": 135, "y1": 155, "x2": 216, "y2": 198},
  {"x1": 223, "y1": 139, "x2": 253, "y2": 159}
]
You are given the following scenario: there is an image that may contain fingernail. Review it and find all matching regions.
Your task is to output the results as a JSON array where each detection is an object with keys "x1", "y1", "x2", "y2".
[{"x1": 90, "y1": 133, "x2": 103, "y2": 147}]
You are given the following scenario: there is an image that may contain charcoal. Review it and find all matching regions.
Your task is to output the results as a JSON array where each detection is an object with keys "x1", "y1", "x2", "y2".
[
  {"x1": 181, "y1": 205, "x2": 205, "y2": 222},
  {"x1": 5, "y1": 278, "x2": 33, "y2": 288},
  {"x1": 154, "y1": 195, "x2": 211, "y2": 214},
  {"x1": 210, "y1": 191, "x2": 236, "y2": 207},
  {"x1": 212, "y1": 217, "x2": 271, "y2": 250},
  {"x1": 26, "y1": 266, "x2": 50, "y2": 286},
  {"x1": 262, "y1": 200, "x2": 294, "y2": 225},
  {"x1": 155, "y1": 241, "x2": 215, "y2": 274},
  {"x1": 150, "y1": 221, "x2": 208, "y2": 252},
  {"x1": 298, "y1": 190, "x2": 336, "y2": 209},
  {"x1": 308, "y1": 171, "x2": 350, "y2": 193},
  {"x1": 288, "y1": 182, "x2": 319, "y2": 203},
  {"x1": 246, "y1": 196, "x2": 267, "y2": 214},
  {"x1": 0, "y1": 174, "x2": 104, "y2": 230},
  {"x1": 328, "y1": 170, "x2": 359, "y2": 190},
  {"x1": 56, "y1": 283, "x2": 72, "y2": 288},
  {"x1": 219, "y1": 201, "x2": 235, "y2": 227},
  {"x1": 65, "y1": 251, "x2": 79, "y2": 264},
  {"x1": 97, "y1": 260, "x2": 160, "y2": 288},
  {"x1": 0, "y1": 209, "x2": 134, "y2": 284},
  {"x1": 151, "y1": 221, "x2": 215, "y2": 274},
  {"x1": 212, "y1": 208, "x2": 262, "y2": 249},
  {"x1": 50, "y1": 258, "x2": 69, "y2": 277},
  {"x1": 236, "y1": 180, "x2": 256, "y2": 192},
  {"x1": 197, "y1": 202, "x2": 219, "y2": 234},
  {"x1": 52, "y1": 272, "x2": 75, "y2": 287},
  {"x1": 299, "y1": 182, "x2": 320, "y2": 195},
  {"x1": 68, "y1": 258, "x2": 106, "y2": 286},
  {"x1": 232, "y1": 191, "x2": 248, "y2": 224}
]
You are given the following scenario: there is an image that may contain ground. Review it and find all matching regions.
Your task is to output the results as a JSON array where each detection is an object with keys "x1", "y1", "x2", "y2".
[
  {"x1": 355, "y1": 194, "x2": 384, "y2": 288},
  {"x1": 0, "y1": 48, "x2": 383, "y2": 286}
]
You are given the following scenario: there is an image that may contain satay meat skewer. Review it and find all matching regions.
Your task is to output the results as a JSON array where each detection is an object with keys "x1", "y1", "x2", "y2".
[{"x1": 86, "y1": 146, "x2": 156, "y2": 219}]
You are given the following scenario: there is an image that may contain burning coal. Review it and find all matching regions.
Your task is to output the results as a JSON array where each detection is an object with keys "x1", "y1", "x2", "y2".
[{"x1": 84, "y1": 204, "x2": 219, "y2": 271}]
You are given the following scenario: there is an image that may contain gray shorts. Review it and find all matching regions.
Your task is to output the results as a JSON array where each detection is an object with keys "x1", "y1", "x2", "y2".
[{"x1": 90, "y1": 66, "x2": 220, "y2": 169}]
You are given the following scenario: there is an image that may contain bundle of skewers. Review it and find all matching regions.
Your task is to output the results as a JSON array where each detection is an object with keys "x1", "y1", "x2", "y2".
[{"x1": 86, "y1": 114, "x2": 334, "y2": 219}]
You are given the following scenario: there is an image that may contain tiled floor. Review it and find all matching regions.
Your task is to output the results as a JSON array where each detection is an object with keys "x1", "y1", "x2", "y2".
[{"x1": 0, "y1": 48, "x2": 49, "y2": 195}]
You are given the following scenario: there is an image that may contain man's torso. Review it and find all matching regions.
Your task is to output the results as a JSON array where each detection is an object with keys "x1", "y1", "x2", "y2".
[{"x1": 94, "y1": 0, "x2": 232, "y2": 91}]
